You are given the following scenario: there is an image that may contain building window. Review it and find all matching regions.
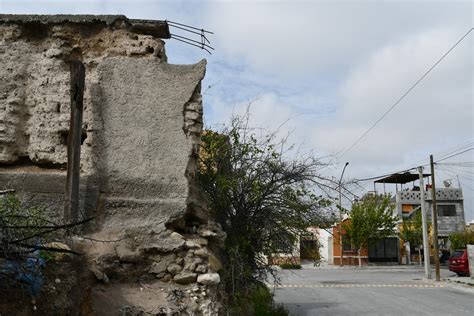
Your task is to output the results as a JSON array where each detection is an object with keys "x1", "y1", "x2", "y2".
[
  {"x1": 437, "y1": 205, "x2": 456, "y2": 217},
  {"x1": 342, "y1": 235, "x2": 353, "y2": 251}
]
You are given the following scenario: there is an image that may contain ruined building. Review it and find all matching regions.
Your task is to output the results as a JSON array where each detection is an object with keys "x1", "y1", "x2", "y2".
[{"x1": 0, "y1": 15, "x2": 223, "y2": 314}]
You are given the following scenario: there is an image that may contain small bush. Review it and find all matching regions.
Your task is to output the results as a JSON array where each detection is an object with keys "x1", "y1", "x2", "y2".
[
  {"x1": 227, "y1": 284, "x2": 288, "y2": 316},
  {"x1": 279, "y1": 263, "x2": 302, "y2": 269},
  {"x1": 449, "y1": 230, "x2": 474, "y2": 250},
  {"x1": 251, "y1": 285, "x2": 288, "y2": 316}
]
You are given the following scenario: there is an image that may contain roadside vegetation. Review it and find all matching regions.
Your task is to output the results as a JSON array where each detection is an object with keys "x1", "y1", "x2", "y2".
[
  {"x1": 0, "y1": 193, "x2": 88, "y2": 308},
  {"x1": 399, "y1": 208, "x2": 425, "y2": 264},
  {"x1": 449, "y1": 230, "x2": 474, "y2": 250},
  {"x1": 198, "y1": 112, "x2": 334, "y2": 314},
  {"x1": 279, "y1": 263, "x2": 302, "y2": 269}
]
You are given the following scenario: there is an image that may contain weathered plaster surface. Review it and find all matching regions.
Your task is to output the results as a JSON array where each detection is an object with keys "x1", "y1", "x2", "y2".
[
  {"x1": 0, "y1": 15, "x2": 223, "y2": 315},
  {"x1": 0, "y1": 15, "x2": 168, "y2": 166}
]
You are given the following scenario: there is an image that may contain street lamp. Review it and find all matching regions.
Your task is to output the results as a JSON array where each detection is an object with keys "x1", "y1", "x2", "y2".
[{"x1": 339, "y1": 162, "x2": 349, "y2": 267}]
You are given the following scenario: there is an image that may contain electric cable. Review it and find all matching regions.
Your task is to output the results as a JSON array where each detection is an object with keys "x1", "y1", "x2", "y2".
[{"x1": 338, "y1": 28, "x2": 473, "y2": 158}]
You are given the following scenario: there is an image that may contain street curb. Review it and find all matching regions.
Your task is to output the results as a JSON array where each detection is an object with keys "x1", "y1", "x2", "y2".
[{"x1": 444, "y1": 277, "x2": 474, "y2": 287}]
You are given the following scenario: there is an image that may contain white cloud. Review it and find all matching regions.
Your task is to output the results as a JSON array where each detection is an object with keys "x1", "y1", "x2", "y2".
[
  {"x1": 205, "y1": 0, "x2": 471, "y2": 78},
  {"x1": 311, "y1": 27, "x2": 473, "y2": 164}
]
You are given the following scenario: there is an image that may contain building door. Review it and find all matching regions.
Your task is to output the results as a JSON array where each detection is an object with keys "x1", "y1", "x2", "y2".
[
  {"x1": 300, "y1": 239, "x2": 320, "y2": 260},
  {"x1": 368, "y1": 237, "x2": 399, "y2": 263}
]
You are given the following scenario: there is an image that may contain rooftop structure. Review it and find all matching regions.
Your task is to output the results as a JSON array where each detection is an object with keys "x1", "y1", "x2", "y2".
[{"x1": 374, "y1": 173, "x2": 465, "y2": 238}]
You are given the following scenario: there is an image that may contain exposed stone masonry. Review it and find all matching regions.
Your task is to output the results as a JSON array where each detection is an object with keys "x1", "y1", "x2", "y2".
[{"x1": 0, "y1": 15, "x2": 223, "y2": 315}]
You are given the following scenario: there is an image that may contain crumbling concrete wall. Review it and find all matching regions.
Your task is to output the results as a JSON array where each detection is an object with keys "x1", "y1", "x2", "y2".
[{"x1": 0, "y1": 15, "x2": 223, "y2": 315}]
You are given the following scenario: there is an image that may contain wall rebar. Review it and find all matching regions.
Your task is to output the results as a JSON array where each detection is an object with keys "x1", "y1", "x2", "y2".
[{"x1": 166, "y1": 20, "x2": 214, "y2": 54}]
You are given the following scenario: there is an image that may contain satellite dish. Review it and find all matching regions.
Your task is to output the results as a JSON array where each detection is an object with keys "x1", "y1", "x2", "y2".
[{"x1": 443, "y1": 180, "x2": 452, "y2": 188}]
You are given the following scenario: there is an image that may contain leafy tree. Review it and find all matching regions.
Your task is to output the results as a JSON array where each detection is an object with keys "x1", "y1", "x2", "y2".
[
  {"x1": 449, "y1": 230, "x2": 474, "y2": 250},
  {"x1": 399, "y1": 208, "x2": 424, "y2": 265},
  {"x1": 344, "y1": 194, "x2": 397, "y2": 267},
  {"x1": 198, "y1": 114, "x2": 333, "y2": 308}
]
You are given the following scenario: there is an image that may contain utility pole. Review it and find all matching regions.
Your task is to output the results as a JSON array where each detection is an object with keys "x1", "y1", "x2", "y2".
[
  {"x1": 418, "y1": 166, "x2": 431, "y2": 279},
  {"x1": 430, "y1": 155, "x2": 441, "y2": 281},
  {"x1": 64, "y1": 61, "x2": 85, "y2": 225},
  {"x1": 339, "y1": 162, "x2": 349, "y2": 267}
]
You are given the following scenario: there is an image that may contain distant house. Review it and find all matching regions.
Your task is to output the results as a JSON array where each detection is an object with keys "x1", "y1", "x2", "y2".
[
  {"x1": 376, "y1": 172, "x2": 465, "y2": 263},
  {"x1": 325, "y1": 172, "x2": 466, "y2": 266},
  {"x1": 270, "y1": 172, "x2": 467, "y2": 266},
  {"x1": 331, "y1": 219, "x2": 369, "y2": 265},
  {"x1": 267, "y1": 227, "x2": 330, "y2": 265}
]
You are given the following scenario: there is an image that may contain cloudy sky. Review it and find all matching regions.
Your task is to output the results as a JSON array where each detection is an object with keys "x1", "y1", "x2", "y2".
[{"x1": 1, "y1": 0, "x2": 473, "y2": 220}]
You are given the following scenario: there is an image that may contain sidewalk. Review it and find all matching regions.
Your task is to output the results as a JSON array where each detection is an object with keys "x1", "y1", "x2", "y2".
[{"x1": 444, "y1": 276, "x2": 474, "y2": 287}]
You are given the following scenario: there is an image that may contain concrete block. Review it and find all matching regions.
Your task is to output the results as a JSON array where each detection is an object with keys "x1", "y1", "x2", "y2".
[{"x1": 467, "y1": 244, "x2": 474, "y2": 279}]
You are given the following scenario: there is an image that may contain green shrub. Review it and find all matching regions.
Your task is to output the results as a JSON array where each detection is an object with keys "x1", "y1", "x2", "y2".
[
  {"x1": 227, "y1": 284, "x2": 288, "y2": 316},
  {"x1": 449, "y1": 230, "x2": 474, "y2": 250},
  {"x1": 279, "y1": 263, "x2": 302, "y2": 269}
]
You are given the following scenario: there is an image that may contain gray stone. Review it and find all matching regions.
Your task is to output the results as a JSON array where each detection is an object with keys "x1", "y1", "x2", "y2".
[
  {"x1": 145, "y1": 237, "x2": 185, "y2": 253},
  {"x1": 184, "y1": 257, "x2": 203, "y2": 271},
  {"x1": 186, "y1": 111, "x2": 200, "y2": 121},
  {"x1": 162, "y1": 274, "x2": 172, "y2": 282},
  {"x1": 167, "y1": 263, "x2": 183, "y2": 275},
  {"x1": 197, "y1": 273, "x2": 220, "y2": 285},
  {"x1": 173, "y1": 272, "x2": 197, "y2": 284},
  {"x1": 194, "y1": 248, "x2": 209, "y2": 257},
  {"x1": 194, "y1": 237, "x2": 209, "y2": 246},
  {"x1": 45, "y1": 48, "x2": 63, "y2": 58},
  {"x1": 195, "y1": 264, "x2": 207, "y2": 273},
  {"x1": 171, "y1": 232, "x2": 184, "y2": 240},
  {"x1": 150, "y1": 254, "x2": 177, "y2": 275},
  {"x1": 184, "y1": 240, "x2": 201, "y2": 249},
  {"x1": 199, "y1": 230, "x2": 218, "y2": 237},
  {"x1": 90, "y1": 266, "x2": 110, "y2": 283},
  {"x1": 150, "y1": 261, "x2": 167, "y2": 274}
]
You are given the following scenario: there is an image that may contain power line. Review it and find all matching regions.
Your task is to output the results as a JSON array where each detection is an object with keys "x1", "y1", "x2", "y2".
[
  {"x1": 435, "y1": 147, "x2": 474, "y2": 163},
  {"x1": 339, "y1": 27, "x2": 474, "y2": 158},
  {"x1": 437, "y1": 162, "x2": 474, "y2": 170},
  {"x1": 409, "y1": 140, "x2": 474, "y2": 167},
  {"x1": 367, "y1": 140, "x2": 474, "y2": 180},
  {"x1": 437, "y1": 166, "x2": 474, "y2": 191},
  {"x1": 437, "y1": 165, "x2": 474, "y2": 178},
  {"x1": 351, "y1": 147, "x2": 474, "y2": 183}
]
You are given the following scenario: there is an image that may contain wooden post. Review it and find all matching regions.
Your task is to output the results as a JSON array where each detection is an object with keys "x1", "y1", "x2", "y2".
[
  {"x1": 64, "y1": 61, "x2": 85, "y2": 224},
  {"x1": 430, "y1": 155, "x2": 441, "y2": 281}
]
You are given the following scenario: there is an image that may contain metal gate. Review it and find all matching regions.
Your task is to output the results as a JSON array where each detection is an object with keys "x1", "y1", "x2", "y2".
[{"x1": 368, "y1": 237, "x2": 399, "y2": 263}]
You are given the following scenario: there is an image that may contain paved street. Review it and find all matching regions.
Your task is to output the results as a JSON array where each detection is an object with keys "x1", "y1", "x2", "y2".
[{"x1": 272, "y1": 265, "x2": 474, "y2": 316}]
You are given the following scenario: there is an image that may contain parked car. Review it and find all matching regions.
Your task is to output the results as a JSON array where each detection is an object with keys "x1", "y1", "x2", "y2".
[{"x1": 448, "y1": 249, "x2": 470, "y2": 277}]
